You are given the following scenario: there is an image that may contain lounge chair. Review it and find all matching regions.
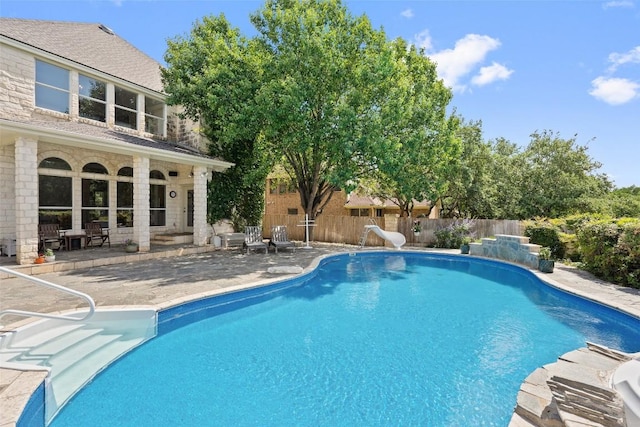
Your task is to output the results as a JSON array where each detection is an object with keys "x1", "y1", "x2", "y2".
[
  {"x1": 269, "y1": 225, "x2": 296, "y2": 253},
  {"x1": 85, "y1": 222, "x2": 111, "y2": 248},
  {"x1": 38, "y1": 224, "x2": 65, "y2": 251},
  {"x1": 243, "y1": 226, "x2": 268, "y2": 254}
]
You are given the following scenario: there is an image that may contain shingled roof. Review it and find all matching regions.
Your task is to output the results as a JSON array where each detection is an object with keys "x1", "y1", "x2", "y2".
[
  {"x1": 2, "y1": 116, "x2": 220, "y2": 161},
  {"x1": 0, "y1": 18, "x2": 163, "y2": 92},
  {"x1": 344, "y1": 194, "x2": 431, "y2": 209}
]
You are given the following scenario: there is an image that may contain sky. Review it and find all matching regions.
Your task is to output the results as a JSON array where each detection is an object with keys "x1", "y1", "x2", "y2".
[{"x1": 1, "y1": 0, "x2": 639, "y2": 188}]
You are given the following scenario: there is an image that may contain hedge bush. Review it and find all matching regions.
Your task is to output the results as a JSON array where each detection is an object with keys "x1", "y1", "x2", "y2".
[
  {"x1": 524, "y1": 220, "x2": 565, "y2": 260},
  {"x1": 576, "y1": 219, "x2": 640, "y2": 288},
  {"x1": 433, "y1": 219, "x2": 475, "y2": 249}
]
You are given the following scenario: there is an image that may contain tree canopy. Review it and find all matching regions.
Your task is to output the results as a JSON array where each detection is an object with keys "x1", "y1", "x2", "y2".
[
  {"x1": 363, "y1": 39, "x2": 460, "y2": 217},
  {"x1": 162, "y1": 15, "x2": 270, "y2": 228},
  {"x1": 439, "y1": 128, "x2": 612, "y2": 219},
  {"x1": 162, "y1": 0, "x2": 459, "y2": 222}
]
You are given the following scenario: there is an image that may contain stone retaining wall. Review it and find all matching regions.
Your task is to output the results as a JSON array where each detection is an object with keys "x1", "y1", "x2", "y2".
[{"x1": 469, "y1": 234, "x2": 541, "y2": 269}]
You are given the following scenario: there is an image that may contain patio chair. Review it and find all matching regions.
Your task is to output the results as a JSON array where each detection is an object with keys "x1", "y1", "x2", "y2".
[
  {"x1": 85, "y1": 222, "x2": 111, "y2": 248},
  {"x1": 269, "y1": 225, "x2": 296, "y2": 253},
  {"x1": 243, "y1": 226, "x2": 268, "y2": 254},
  {"x1": 38, "y1": 224, "x2": 65, "y2": 252}
]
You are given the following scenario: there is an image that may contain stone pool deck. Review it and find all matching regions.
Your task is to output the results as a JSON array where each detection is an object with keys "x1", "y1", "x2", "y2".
[{"x1": 1, "y1": 243, "x2": 639, "y2": 426}]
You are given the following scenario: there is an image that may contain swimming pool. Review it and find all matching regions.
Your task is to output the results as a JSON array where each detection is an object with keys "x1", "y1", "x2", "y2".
[{"x1": 49, "y1": 252, "x2": 640, "y2": 426}]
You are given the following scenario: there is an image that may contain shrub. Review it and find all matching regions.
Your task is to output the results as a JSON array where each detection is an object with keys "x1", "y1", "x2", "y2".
[
  {"x1": 576, "y1": 219, "x2": 640, "y2": 288},
  {"x1": 558, "y1": 232, "x2": 580, "y2": 261},
  {"x1": 524, "y1": 220, "x2": 565, "y2": 260},
  {"x1": 434, "y1": 219, "x2": 475, "y2": 249},
  {"x1": 538, "y1": 247, "x2": 552, "y2": 260}
]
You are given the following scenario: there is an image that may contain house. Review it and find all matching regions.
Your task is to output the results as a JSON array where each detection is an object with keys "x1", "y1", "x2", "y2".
[
  {"x1": 265, "y1": 177, "x2": 440, "y2": 218},
  {"x1": 0, "y1": 18, "x2": 233, "y2": 265}
]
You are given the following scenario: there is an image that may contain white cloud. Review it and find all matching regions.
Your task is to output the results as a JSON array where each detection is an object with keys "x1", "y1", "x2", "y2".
[
  {"x1": 414, "y1": 29, "x2": 432, "y2": 51},
  {"x1": 427, "y1": 34, "x2": 501, "y2": 92},
  {"x1": 589, "y1": 76, "x2": 640, "y2": 105},
  {"x1": 401, "y1": 8, "x2": 414, "y2": 18},
  {"x1": 607, "y1": 46, "x2": 640, "y2": 72},
  {"x1": 471, "y1": 62, "x2": 514, "y2": 86},
  {"x1": 602, "y1": 0, "x2": 634, "y2": 9}
]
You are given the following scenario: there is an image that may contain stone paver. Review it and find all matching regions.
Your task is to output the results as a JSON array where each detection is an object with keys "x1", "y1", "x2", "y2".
[{"x1": 0, "y1": 244, "x2": 355, "y2": 327}]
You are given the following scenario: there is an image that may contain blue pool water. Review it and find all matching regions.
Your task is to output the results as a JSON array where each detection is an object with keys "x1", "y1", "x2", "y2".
[{"x1": 51, "y1": 253, "x2": 640, "y2": 426}]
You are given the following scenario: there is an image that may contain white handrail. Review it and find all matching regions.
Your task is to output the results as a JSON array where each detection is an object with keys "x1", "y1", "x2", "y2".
[{"x1": 0, "y1": 266, "x2": 95, "y2": 322}]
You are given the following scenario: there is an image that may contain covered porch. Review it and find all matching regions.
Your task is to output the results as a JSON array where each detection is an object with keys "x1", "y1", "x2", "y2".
[{"x1": 0, "y1": 118, "x2": 233, "y2": 265}]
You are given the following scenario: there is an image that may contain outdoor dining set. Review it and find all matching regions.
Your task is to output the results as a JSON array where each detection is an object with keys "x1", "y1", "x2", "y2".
[{"x1": 38, "y1": 223, "x2": 110, "y2": 252}]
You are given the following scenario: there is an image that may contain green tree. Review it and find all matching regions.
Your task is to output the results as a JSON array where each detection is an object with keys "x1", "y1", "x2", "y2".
[
  {"x1": 578, "y1": 186, "x2": 640, "y2": 217},
  {"x1": 163, "y1": 0, "x2": 460, "y2": 223},
  {"x1": 518, "y1": 130, "x2": 611, "y2": 218},
  {"x1": 488, "y1": 137, "x2": 526, "y2": 219},
  {"x1": 250, "y1": 0, "x2": 400, "y2": 219},
  {"x1": 162, "y1": 15, "x2": 271, "y2": 228},
  {"x1": 364, "y1": 39, "x2": 460, "y2": 217},
  {"x1": 439, "y1": 119, "x2": 495, "y2": 218}
]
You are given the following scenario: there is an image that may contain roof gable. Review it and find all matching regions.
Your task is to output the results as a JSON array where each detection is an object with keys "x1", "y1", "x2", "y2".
[{"x1": 0, "y1": 18, "x2": 163, "y2": 92}]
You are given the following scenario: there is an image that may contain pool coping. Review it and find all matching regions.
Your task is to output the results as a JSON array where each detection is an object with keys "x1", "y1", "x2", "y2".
[{"x1": 2, "y1": 249, "x2": 639, "y2": 426}]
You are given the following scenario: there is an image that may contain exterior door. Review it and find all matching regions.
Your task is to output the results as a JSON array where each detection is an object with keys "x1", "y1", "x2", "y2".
[{"x1": 186, "y1": 190, "x2": 194, "y2": 230}]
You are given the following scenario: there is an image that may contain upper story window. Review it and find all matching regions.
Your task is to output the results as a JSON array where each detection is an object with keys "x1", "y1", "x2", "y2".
[
  {"x1": 33, "y1": 61, "x2": 166, "y2": 137},
  {"x1": 115, "y1": 86, "x2": 137, "y2": 129},
  {"x1": 35, "y1": 60, "x2": 69, "y2": 113},
  {"x1": 145, "y1": 96, "x2": 165, "y2": 135},
  {"x1": 79, "y1": 74, "x2": 106, "y2": 122}
]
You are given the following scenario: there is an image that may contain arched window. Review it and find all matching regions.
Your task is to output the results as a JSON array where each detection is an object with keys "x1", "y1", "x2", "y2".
[
  {"x1": 149, "y1": 170, "x2": 165, "y2": 180},
  {"x1": 82, "y1": 162, "x2": 109, "y2": 228},
  {"x1": 38, "y1": 157, "x2": 72, "y2": 229},
  {"x1": 82, "y1": 162, "x2": 108, "y2": 174},
  {"x1": 117, "y1": 167, "x2": 133, "y2": 227},
  {"x1": 149, "y1": 170, "x2": 166, "y2": 226},
  {"x1": 39, "y1": 157, "x2": 72, "y2": 170},
  {"x1": 117, "y1": 167, "x2": 133, "y2": 177}
]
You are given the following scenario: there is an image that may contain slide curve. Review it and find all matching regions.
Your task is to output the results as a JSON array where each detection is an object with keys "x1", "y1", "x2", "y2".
[
  {"x1": 364, "y1": 225, "x2": 406, "y2": 249},
  {"x1": 613, "y1": 356, "x2": 640, "y2": 426}
]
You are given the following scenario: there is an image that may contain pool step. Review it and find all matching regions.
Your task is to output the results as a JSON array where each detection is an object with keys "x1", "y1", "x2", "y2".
[
  {"x1": 47, "y1": 333, "x2": 148, "y2": 421},
  {"x1": 0, "y1": 308, "x2": 157, "y2": 424}
]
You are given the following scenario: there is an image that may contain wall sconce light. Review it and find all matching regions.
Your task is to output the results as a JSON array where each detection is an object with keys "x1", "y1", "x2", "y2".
[{"x1": 188, "y1": 167, "x2": 194, "y2": 178}]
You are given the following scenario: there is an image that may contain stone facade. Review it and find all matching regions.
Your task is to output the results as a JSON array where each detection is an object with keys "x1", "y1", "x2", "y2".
[
  {"x1": 0, "y1": 145, "x2": 15, "y2": 239},
  {"x1": 166, "y1": 109, "x2": 209, "y2": 153},
  {"x1": 469, "y1": 234, "x2": 541, "y2": 269},
  {"x1": 0, "y1": 45, "x2": 33, "y2": 121},
  {"x1": 0, "y1": 19, "x2": 232, "y2": 264}
]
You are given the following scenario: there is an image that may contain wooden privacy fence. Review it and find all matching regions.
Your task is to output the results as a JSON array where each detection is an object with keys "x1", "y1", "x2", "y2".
[
  {"x1": 263, "y1": 215, "x2": 523, "y2": 246},
  {"x1": 263, "y1": 215, "x2": 387, "y2": 246},
  {"x1": 399, "y1": 218, "x2": 524, "y2": 246}
]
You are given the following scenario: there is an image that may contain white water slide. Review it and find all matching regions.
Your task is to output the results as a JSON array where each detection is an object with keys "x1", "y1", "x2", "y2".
[
  {"x1": 364, "y1": 224, "x2": 406, "y2": 249},
  {"x1": 613, "y1": 356, "x2": 640, "y2": 427}
]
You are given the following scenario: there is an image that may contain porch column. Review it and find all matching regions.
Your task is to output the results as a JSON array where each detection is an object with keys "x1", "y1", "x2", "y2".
[
  {"x1": 15, "y1": 137, "x2": 39, "y2": 264},
  {"x1": 133, "y1": 156, "x2": 150, "y2": 252},
  {"x1": 193, "y1": 165, "x2": 208, "y2": 246}
]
